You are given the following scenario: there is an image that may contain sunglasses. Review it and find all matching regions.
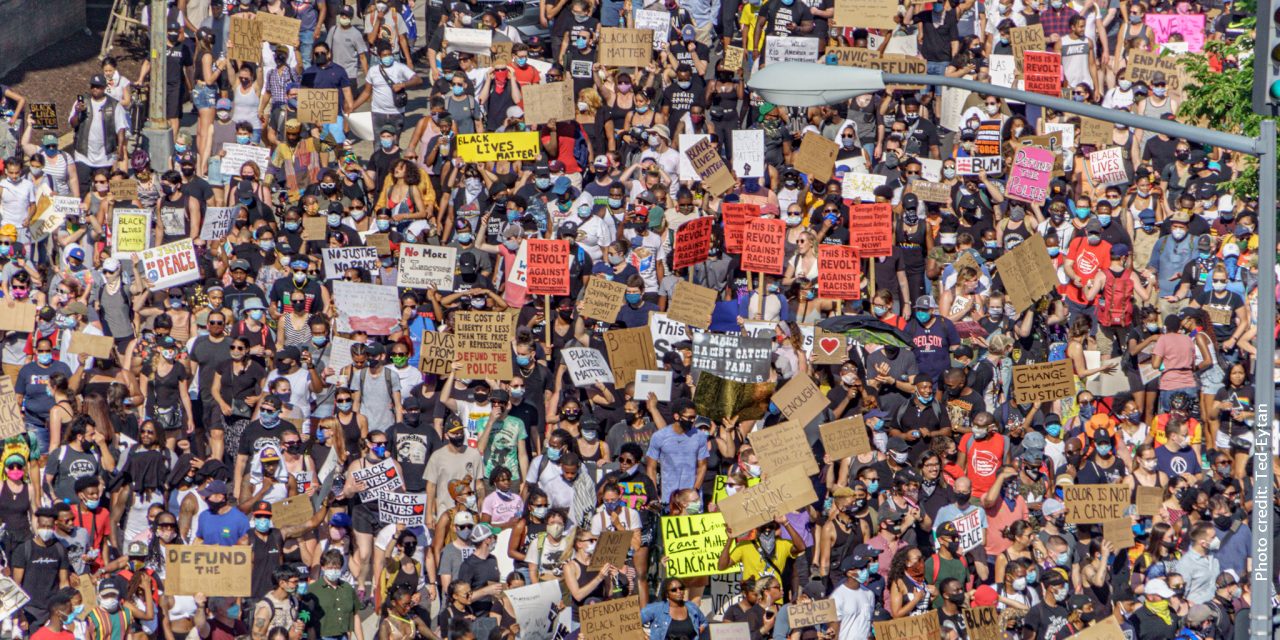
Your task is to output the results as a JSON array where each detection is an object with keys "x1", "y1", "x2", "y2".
[
  {"x1": 35, "y1": 349, "x2": 52, "y2": 354},
  {"x1": 208, "y1": 320, "x2": 225, "y2": 325},
  {"x1": 669, "y1": 585, "x2": 686, "y2": 592},
  {"x1": 904, "y1": 171, "x2": 920, "y2": 176},
  {"x1": 337, "y1": 397, "x2": 353, "y2": 402},
  {"x1": 229, "y1": 346, "x2": 247, "y2": 352}
]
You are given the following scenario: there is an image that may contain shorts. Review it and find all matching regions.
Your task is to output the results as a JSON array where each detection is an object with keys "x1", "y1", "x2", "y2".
[
  {"x1": 207, "y1": 156, "x2": 229, "y2": 186},
  {"x1": 193, "y1": 84, "x2": 218, "y2": 110},
  {"x1": 351, "y1": 502, "x2": 380, "y2": 534},
  {"x1": 166, "y1": 86, "x2": 186, "y2": 119},
  {"x1": 1200, "y1": 363, "x2": 1225, "y2": 396}
]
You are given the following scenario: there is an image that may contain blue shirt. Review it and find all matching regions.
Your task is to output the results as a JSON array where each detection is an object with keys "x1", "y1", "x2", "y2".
[
  {"x1": 617, "y1": 300, "x2": 658, "y2": 329},
  {"x1": 196, "y1": 507, "x2": 251, "y2": 546},
  {"x1": 1214, "y1": 523, "x2": 1249, "y2": 580},
  {"x1": 904, "y1": 317, "x2": 961, "y2": 383},
  {"x1": 301, "y1": 63, "x2": 352, "y2": 112},
  {"x1": 645, "y1": 425, "x2": 709, "y2": 501},
  {"x1": 1154, "y1": 443, "x2": 1200, "y2": 478},
  {"x1": 16, "y1": 360, "x2": 72, "y2": 426}
]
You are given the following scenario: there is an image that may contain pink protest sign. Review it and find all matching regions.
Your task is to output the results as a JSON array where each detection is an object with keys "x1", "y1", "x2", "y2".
[
  {"x1": 1144, "y1": 14, "x2": 1205, "y2": 52},
  {"x1": 1006, "y1": 147, "x2": 1054, "y2": 204}
]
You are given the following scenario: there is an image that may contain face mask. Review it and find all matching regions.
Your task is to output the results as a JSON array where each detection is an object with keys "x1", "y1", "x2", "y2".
[
  {"x1": 4, "y1": 468, "x2": 21, "y2": 481},
  {"x1": 856, "y1": 568, "x2": 871, "y2": 583},
  {"x1": 254, "y1": 518, "x2": 271, "y2": 533},
  {"x1": 447, "y1": 433, "x2": 466, "y2": 447},
  {"x1": 37, "y1": 353, "x2": 52, "y2": 366},
  {"x1": 37, "y1": 528, "x2": 54, "y2": 541},
  {"x1": 381, "y1": 55, "x2": 395, "y2": 67},
  {"x1": 904, "y1": 211, "x2": 920, "y2": 225},
  {"x1": 1172, "y1": 228, "x2": 1188, "y2": 241},
  {"x1": 676, "y1": 80, "x2": 691, "y2": 90},
  {"x1": 546, "y1": 522, "x2": 565, "y2": 538},
  {"x1": 1154, "y1": 88, "x2": 1167, "y2": 98},
  {"x1": 1013, "y1": 577, "x2": 1027, "y2": 591},
  {"x1": 915, "y1": 311, "x2": 932, "y2": 324},
  {"x1": 972, "y1": 427, "x2": 988, "y2": 439}
]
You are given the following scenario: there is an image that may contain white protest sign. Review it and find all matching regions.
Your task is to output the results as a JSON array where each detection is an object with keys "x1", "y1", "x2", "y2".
[
  {"x1": 634, "y1": 369, "x2": 672, "y2": 402},
  {"x1": 841, "y1": 172, "x2": 887, "y2": 201},
  {"x1": 323, "y1": 246, "x2": 380, "y2": 280},
  {"x1": 940, "y1": 87, "x2": 972, "y2": 132},
  {"x1": 990, "y1": 54, "x2": 1015, "y2": 87},
  {"x1": 955, "y1": 155, "x2": 1003, "y2": 175},
  {"x1": 398, "y1": 243, "x2": 458, "y2": 290},
  {"x1": 919, "y1": 158, "x2": 942, "y2": 182},
  {"x1": 200, "y1": 207, "x2": 239, "y2": 241},
  {"x1": 139, "y1": 239, "x2": 201, "y2": 289},
  {"x1": 333, "y1": 281, "x2": 400, "y2": 335},
  {"x1": 635, "y1": 9, "x2": 670, "y2": 50},
  {"x1": 221, "y1": 143, "x2": 271, "y2": 175},
  {"x1": 506, "y1": 581, "x2": 562, "y2": 640},
  {"x1": 765, "y1": 36, "x2": 819, "y2": 64},
  {"x1": 679, "y1": 134, "x2": 711, "y2": 182},
  {"x1": 325, "y1": 336, "x2": 357, "y2": 384},
  {"x1": 444, "y1": 27, "x2": 493, "y2": 55},
  {"x1": 1089, "y1": 147, "x2": 1128, "y2": 186},
  {"x1": 951, "y1": 508, "x2": 985, "y2": 553},
  {"x1": 353, "y1": 458, "x2": 403, "y2": 502},
  {"x1": 731, "y1": 129, "x2": 764, "y2": 178},
  {"x1": 377, "y1": 491, "x2": 428, "y2": 527},
  {"x1": 650, "y1": 312, "x2": 700, "y2": 363},
  {"x1": 0, "y1": 576, "x2": 29, "y2": 621},
  {"x1": 563, "y1": 347, "x2": 616, "y2": 387}
]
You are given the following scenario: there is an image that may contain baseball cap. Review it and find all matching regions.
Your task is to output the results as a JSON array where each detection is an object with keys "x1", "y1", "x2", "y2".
[
  {"x1": 1020, "y1": 432, "x2": 1046, "y2": 463},
  {"x1": 914, "y1": 295, "x2": 937, "y2": 310},
  {"x1": 102, "y1": 257, "x2": 121, "y2": 273},
  {"x1": 973, "y1": 585, "x2": 999, "y2": 607},
  {"x1": 453, "y1": 511, "x2": 476, "y2": 526},
  {"x1": 68, "y1": 246, "x2": 86, "y2": 261},
  {"x1": 216, "y1": 98, "x2": 232, "y2": 111},
  {"x1": 592, "y1": 154, "x2": 610, "y2": 169},
  {"x1": 200, "y1": 479, "x2": 229, "y2": 498},
  {"x1": 1186, "y1": 605, "x2": 1214, "y2": 625},
  {"x1": 89, "y1": 74, "x2": 107, "y2": 87},
  {"x1": 230, "y1": 259, "x2": 251, "y2": 272},
  {"x1": 1111, "y1": 244, "x2": 1131, "y2": 257},
  {"x1": 258, "y1": 447, "x2": 281, "y2": 463},
  {"x1": 252, "y1": 500, "x2": 273, "y2": 517},
  {"x1": 1042, "y1": 498, "x2": 1065, "y2": 516},
  {"x1": 1145, "y1": 578, "x2": 1175, "y2": 599},
  {"x1": 62, "y1": 301, "x2": 88, "y2": 317},
  {"x1": 40, "y1": 134, "x2": 58, "y2": 147},
  {"x1": 887, "y1": 436, "x2": 909, "y2": 453}
]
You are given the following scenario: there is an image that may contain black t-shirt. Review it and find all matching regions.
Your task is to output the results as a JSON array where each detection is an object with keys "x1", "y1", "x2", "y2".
[
  {"x1": 237, "y1": 419, "x2": 285, "y2": 459},
  {"x1": 368, "y1": 148, "x2": 401, "y2": 194},
  {"x1": 916, "y1": 9, "x2": 958, "y2": 62},
  {"x1": 190, "y1": 335, "x2": 234, "y2": 403},
  {"x1": 11, "y1": 539, "x2": 70, "y2": 610},
  {"x1": 250, "y1": 529, "x2": 285, "y2": 598},
  {"x1": 723, "y1": 604, "x2": 768, "y2": 640},
  {"x1": 183, "y1": 176, "x2": 215, "y2": 214},
  {"x1": 662, "y1": 78, "x2": 705, "y2": 125},
  {"x1": 564, "y1": 48, "x2": 596, "y2": 97},
  {"x1": 1023, "y1": 602, "x2": 1073, "y2": 640},
  {"x1": 386, "y1": 419, "x2": 440, "y2": 492},
  {"x1": 215, "y1": 359, "x2": 267, "y2": 407},
  {"x1": 1215, "y1": 384, "x2": 1255, "y2": 438},
  {"x1": 762, "y1": 0, "x2": 813, "y2": 36},
  {"x1": 1143, "y1": 136, "x2": 1179, "y2": 175},
  {"x1": 269, "y1": 278, "x2": 328, "y2": 315},
  {"x1": 458, "y1": 553, "x2": 501, "y2": 612},
  {"x1": 1194, "y1": 289, "x2": 1243, "y2": 341},
  {"x1": 667, "y1": 41, "x2": 710, "y2": 70}
]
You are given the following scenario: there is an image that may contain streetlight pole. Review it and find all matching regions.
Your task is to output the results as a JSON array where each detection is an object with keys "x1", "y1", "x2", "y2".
[
  {"x1": 750, "y1": 63, "x2": 1276, "y2": 635},
  {"x1": 144, "y1": 0, "x2": 172, "y2": 171}
]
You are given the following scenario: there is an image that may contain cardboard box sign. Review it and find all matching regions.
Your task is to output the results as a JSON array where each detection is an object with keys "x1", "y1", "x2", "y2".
[
  {"x1": 1063, "y1": 484, "x2": 1130, "y2": 524},
  {"x1": 1011, "y1": 360, "x2": 1074, "y2": 405},
  {"x1": 820, "y1": 416, "x2": 871, "y2": 459},
  {"x1": 166, "y1": 545, "x2": 253, "y2": 596}
]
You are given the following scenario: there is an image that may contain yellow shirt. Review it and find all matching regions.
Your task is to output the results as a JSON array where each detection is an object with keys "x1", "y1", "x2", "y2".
[
  {"x1": 728, "y1": 537, "x2": 796, "y2": 581},
  {"x1": 741, "y1": 1, "x2": 769, "y2": 53}
]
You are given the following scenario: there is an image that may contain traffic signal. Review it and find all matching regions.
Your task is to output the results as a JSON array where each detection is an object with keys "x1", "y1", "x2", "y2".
[{"x1": 1253, "y1": 1, "x2": 1280, "y2": 115}]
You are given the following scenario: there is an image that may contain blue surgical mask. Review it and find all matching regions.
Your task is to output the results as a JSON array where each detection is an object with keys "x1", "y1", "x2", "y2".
[
  {"x1": 254, "y1": 518, "x2": 272, "y2": 533},
  {"x1": 1096, "y1": 444, "x2": 1113, "y2": 456},
  {"x1": 624, "y1": 293, "x2": 642, "y2": 305},
  {"x1": 312, "y1": 335, "x2": 328, "y2": 347},
  {"x1": 608, "y1": 198, "x2": 623, "y2": 209},
  {"x1": 228, "y1": 604, "x2": 241, "y2": 618},
  {"x1": 380, "y1": 138, "x2": 394, "y2": 150},
  {"x1": 259, "y1": 240, "x2": 275, "y2": 252},
  {"x1": 866, "y1": 480, "x2": 879, "y2": 493},
  {"x1": 1048, "y1": 247, "x2": 1061, "y2": 258},
  {"x1": 174, "y1": 144, "x2": 188, "y2": 153},
  {"x1": 535, "y1": 177, "x2": 551, "y2": 189},
  {"x1": 515, "y1": 355, "x2": 532, "y2": 367},
  {"x1": 337, "y1": 401, "x2": 353, "y2": 412},
  {"x1": 1046, "y1": 423, "x2": 1062, "y2": 437},
  {"x1": 377, "y1": 219, "x2": 391, "y2": 231},
  {"x1": 84, "y1": 499, "x2": 100, "y2": 510},
  {"x1": 249, "y1": 309, "x2": 264, "y2": 321},
  {"x1": 284, "y1": 221, "x2": 300, "y2": 232},
  {"x1": 915, "y1": 311, "x2": 932, "y2": 324},
  {"x1": 452, "y1": 85, "x2": 465, "y2": 96},
  {"x1": 381, "y1": 55, "x2": 395, "y2": 66},
  {"x1": 547, "y1": 447, "x2": 562, "y2": 462},
  {"x1": 1098, "y1": 214, "x2": 1112, "y2": 227},
  {"x1": 457, "y1": 233, "x2": 474, "y2": 244},
  {"x1": 37, "y1": 353, "x2": 52, "y2": 366},
  {"x1": 236, "y1": 135, "x2": 251, "y2": 144}
]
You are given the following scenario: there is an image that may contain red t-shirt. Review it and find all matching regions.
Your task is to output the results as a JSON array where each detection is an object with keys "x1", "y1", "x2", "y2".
[
  {"x1": 31, "y1": 628, "x2": 75, "y2": 640},
  {"x1": 71, "y1": 504, "x2": 111, "y2": 572},
  {"x1": 959, "y1": 432, "x2": 1006, "y2": 496},
  {"x1": 1064, "y1": 236, "x2": 1112, "y2": 304},
  {"x1": 540, "y1": 122, "x2": 583, "y2": 174}
]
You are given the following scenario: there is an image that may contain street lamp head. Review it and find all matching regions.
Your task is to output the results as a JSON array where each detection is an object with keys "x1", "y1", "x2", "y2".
[{"x1": 746, "y1": 62, "x2": 886, "y2": 107}]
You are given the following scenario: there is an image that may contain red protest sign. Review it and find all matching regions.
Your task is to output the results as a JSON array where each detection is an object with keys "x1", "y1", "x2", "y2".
[
  {"x1": 722, "y1": 202, "x2": 762, "y2": 253},
  {"x1": 1023, "y1": 51, "x2": 1062, "y2": 98},
  {"x1": 848, "y1": 203, "x2": 894, "y2": 258},
  {"x1": 526, "y1": 239, "x2": 570, "y2": 296},
  {"x1": 741, "y1": 218, "x2": 786, "y2": 275},
  {"x1": 819, "y1": 245, "x2": 861, "y2": 300},
  {"x1": 673, "y1": 217, "x2": 714, "y2": 270}
]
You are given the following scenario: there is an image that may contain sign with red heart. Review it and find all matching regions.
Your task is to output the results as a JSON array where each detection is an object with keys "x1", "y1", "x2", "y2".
[
  {"x1": 378, "y1": 491, "x2": 430, "y2": 527},
  {"x1": 812, "y1": 330, "x2": 848, "y2": 365}
]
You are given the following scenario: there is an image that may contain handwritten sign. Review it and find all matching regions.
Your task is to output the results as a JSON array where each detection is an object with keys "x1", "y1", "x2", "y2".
[
  {"x1": 1007, "y1": 146, "x2": 1053, "y2": 204},
  {"x1": 994, "y1": 235, "x2": 1058, "y2": 312},
  {"x1": 257, "y1": 12, "x2": 301, "y2": 46},
  {"x1": 140, "y1": 239, "x2": 200, "y2": 289},
  {"x1": 673, "y1": 216, "x2": 713, "y2": 270},
  {"x1": 522, "y1": 81, "x2": 574, "y2": 126},
  {"x1": 272, "y1": 493, "x2": 315, "y2": 530},
  {"x1": 722, "y1": 203, "x2": 762, "y2": 253},
  {"x1": 841, "y1": 172, "x2": 887, "y2": 202},
  {"x1": 965, "y1": 607, "x2": 1002, "y2": 640},
  {"x1": 835, "y1": 0, "x2": 897, "y2": 28},
  {"x1": 1012, "y1": 360, "x2": 1075, "y2": 404},
  {"x1": 826, "y1": 47, "x2": 927, "y2": 88},
  {"x1": 820, "y1": 416, "x2": 870, "y2": 459},
  {"x1": 580, "y1": 277, "x2": 627, "y2": 323},
  {"x1": 765, "y1": 36, "x2": 820, "y2": 64},
  {"x1": 598, "y1": 28, "x2": 652, "y2": 66},
  {"x1": 731, "y1": 129, "x2": 764, "y2": 178},
  {"x1": 587, "y1": 529, "x2": 633, "y2": 570},
  {"x1": 1145, "y1": 14, "x2": 1205, "y2": 52},
  {"x1": 717, "y1": 465, "x2": 818, "y2": 534},
  {"x1": 398, "y1": 243, "x2": 458, "y2": 290},
  {"x1": 749, "y1": 420, "x2": 819, "y2": 477},
  {"x1": 456, "y1": 132, "x2": 540, "y2": 162},
  {"x1": 332, "y1": 282, "x2": 399, "y2": 335},
  {"x1": 818, "y1": 245, "x2": 861, "y2": 300},
  {"x1": 526, "y1": 239, "x2": 570, "y2": 296},
  {"x1": 29, "y1": 103, "x2": 57, "y2": 130},
  {"x1": 297, "y1": 88, "x2": 338, "y2": 124},
  {"x1": 1089, "y1": 147, "x2": 1128, "y2": 187},
  {"x1": 684, "y1": 136, "x2": 735, "y2": 195},
  {"x1": 1009, "y1": 24, "x2": 1046, "y2": 74},
  {"x1": 723, "y1": 46, "x2": 744, "y2": 72},
  {"x1": 772, "y1": 374, "x2": 829, "y2": 428},
  {"x1": 564, "y1": 347, "x2": 615, "y2": 387},
  {"x1": 68, "y1": 332, "x2": 114, "y2": 359},
  {"x1": 222, "y1": 143, "x2": 271, "y2": 175},
  {"x1": 793, "y1": 132, "x2": 838, "y2": 183},
  {"x1": 454, "y1": 310, "x2": 518, "y2": 379},
  {"x1": 1135, "y1": 486, "x2": 1163, "y2": 516},
  {"x1": 873, "y1": 610, "x2": 940, "y2": 640},
  {"x1": 667, "y1": 281, "x2": 717, "y2": 329},
  {"x1": 692, "y1": 333, "x2": 772, "y2": 384},
  {"x1": 0, "y1": 377, "x2": 23, "y2": 439},
  {"x1": 604, "y1": 326, "x2": 656, "y2": 387},
  {"x1": 227, "y1": 14, "x2": 262, "y2": 63},
  {"x1": 741, "y1": 218, "x2": 786, "y2": 275},
  {"x1": 635, "y1": 9, "x2": 670, "y2": 50},
  {"x1": 789, "y1": 600, "x2": 838, "y2": 628},
  {"x1": 378, "y1": 491, "x2": 428, "y2": 527},
  {"x1": 1129, "y1": 51, "x2": 1190, "y2": 97},
  {"x1": 579, "y1": 596, "x2": 645, "y2": 640},
  {"x1": 323, "y1": 246, "x2": 379, "y2": 280},
  {"x1": 1064, "y1": 484, "x2": 1130, "y2": 524},
  {"x1": 0, "y1": 303, "x2": 34, "y2": 333},
  {"x1": 166, "y1": 545, "x2": 252, "y2": 596},
  {"x1": 417, "y1": 331, "x2": 455, "y2": 376},
  {"x1": 812, "y1": 329, "x2": 849, "y2": 364}
]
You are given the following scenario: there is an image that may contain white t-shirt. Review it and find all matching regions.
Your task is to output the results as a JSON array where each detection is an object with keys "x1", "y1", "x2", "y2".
[
  {"x1": 391, "y1": 364, "x2": 423, "y2": 397},
  {"x1": 0, "y1": 177, "x2": 35, "y2": 237},
  {"x1": 365, "y1": 62, "x2": 415, "y2": 114},
  {"x1": 73, "y1": 97, "x2": 130, "y2": 167},
  {"x1": 832, "y1": 583, "x2": 875, "y2": 640}
]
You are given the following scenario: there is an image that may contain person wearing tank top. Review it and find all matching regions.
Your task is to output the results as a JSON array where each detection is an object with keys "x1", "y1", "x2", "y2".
[
  {"x1": 156, "y1": 172, "x2": 201, "y2": 245},
  {"x1": 231, "y1": 68, "x2": 263, "y2": 142}
]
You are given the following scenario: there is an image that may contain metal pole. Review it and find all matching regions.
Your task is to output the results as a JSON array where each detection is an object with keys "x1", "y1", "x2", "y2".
[
  {"x1": 143, "y1": 0, "x2": 173, "y2": 171},
  {"x1": 1251, "y1": 117, "x2": 1276, "y2": 640}
]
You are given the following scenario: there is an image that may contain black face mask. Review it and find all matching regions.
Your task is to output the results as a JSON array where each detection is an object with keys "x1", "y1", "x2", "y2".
[
  {"x1": 882, "y1": 346, "x2": 901, "y2": 359},
  {"x1": 1213, "y1": 514, "x2": 1233, "y2": 530},
  {"x1": 946, "y1": 592, "x2": 965, "y2": 605},
  {"x1": 314, "y1": 53, "x2": 329, "y2": 65},
  {"x1": 447, "y1": 433, "x2": 466, "y2": 447}
]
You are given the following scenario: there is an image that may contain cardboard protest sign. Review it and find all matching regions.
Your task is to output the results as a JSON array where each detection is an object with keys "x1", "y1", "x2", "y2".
[
  {"x1": 1088, "y1": 147, "x2": 1128, "y2": 187},
  {"x1": 692, "y1": 333, "x2": 772, "y2": 383},
  {"x1": 68, "y1": 332, "x2": 114, "y2": 359},
  {"x1": 522, "y1": 81, "x2": 574, "y2": 125},
  {"x1": 353, "y1": 458, "x2": 404, "y2": 502},
  {"x1": 333, "y1": 282, "x2": 399, "y2": 335},
  {"x1": 0, "y1": 377, "x2": 23, "y2": 439},
  {"x1": 693, "y1": 372, "x2": 775, "y2": 422},
  {"x1": 1064, "y1": 484, "x2": 1130, "y2": 524},
  {"x1": 812, "y1": 329, "x2": 849, "y2": 364},
  {"x1": 378, "y1": 491, "x2": 429, "y2": 527},
  {"x1": 296, "y1": 88, "x2": 339, "y2": 124},
  {"x1": 444, "y1": 27, "x2": 492, "y2": 55},
  {"x1": 684, "y1": 137, "x2": 735, "y2": 195},
  {"x1": 793, "y1": 132, "x2": 838, "y2": 183},
  {"x1": 1081, "y1": 117, "x2": 1113, "y2": 147},
  {"x1": 678, "y1": 134, "x2": 711, "y2": 181},
  {"x1": 227, "y1": 14, "x2": 262, "y2": 63},
  {"x1": 257, "y1": 12, "x2": 301, "y2": 46},
  {"x1": 603, "y1": 325, "x2": 656, "y2": 387},
  {"x1": 749, "y1": 420, "x2": 819, "y2": 477},
  {"x1": 764, "y1": 36, "x2": 820, "y2": 64},
  {"x1": 1135, "y1": 486, "x2": 1163, "y2": 516},
  {"x1": 818, "y1": 245, "x2": 861, "y2": 301},
  {"x1": 1012, "y1": 360, "x2": 1074, "y2": 404},
  {"x1": 398, "y1": 244, "x2": 458, "y2": 290},
  {"x1": 564, "y1": 347, "x2": 615, "y2": 387},
  {"x1": 323, "y1": 246, "x2": 379, "y2": 280},
  {"x1": 820, "y1": 415, "x2": 871, "y2": 459},
  {"x1": 1007, "y1": 146, "x2": 1054, "y2": 204},
  {"x1": 140, "y1": 239, "x2": 201, "y2": 289},
  {"x1": 588, "y1": 529, "x2": 634, "y2": 570},
  {"x1": 1066, "y1": 618, "x2": 1127, "y2": 640},
  {"x1": 418, "y1": 331, "x2": 455, "y2": 375},
  {"x1": 580, "y1": 277, "x2": 627, "y2": 323},
  {"x1": 109, "y1": 177, "x2": 138, "y2": 202},
  {"x1": 1103, "y1": 517, "x2": 1136, "y2": 549},
  {"x1": 1128, "y1": 51, "x2": 1190, "y2": 97},
  {"x1": 634, "y1": 369, "x2": 673, "y2": 402},
  {"x1": 718, "y1": 466, "x2": 818, "y2": 534},
  {"x1": 723, "y1": 46, "x2": 745, "y2": 72},
  {"x1": 302, "y1": 216, "x2": 326, "y2": 240},
  {"x1": 0, "y1": 302, "x2": 34, "y2": 334},
  {"x1": 272, "y1": 493, "x2": 315, "y2": 529},
  {"x1": 525, "y1": 239, "x2": 570, "y2": 296},
  {"x1": 848, "y1": 203, "x2": 893, "y2": 257},
  {"x1": 1145, "y1": 14, "x2": 1205, "y2": 52},
  {"x1": 454, "y1": 310, "x2": 518, "y2": 379},
  {"x1": 789, "y1": 600, "x2": 838, "y2": 628},
  {"x1": 912, "y1": 181, "x2": 951, "y2": 204},
  {"x1": 722, "y1": 203, "x2": 763, "y2": 253},
  {"x1": 30, "y1": 103, "x2": 57, "y2": 130},
  {"x1": 873, "y1": 610, "x2": 940, "y2": 640},
  {"x1": 667, "y1": 281, "x2": 717, "y2": 329},
  {"x1": 111, "y1": 208, "x2": 150, "y2": 256},
  {"x1": 835, "y1": 0, "x2": 896, "y2": 28},
  {"x1": 456, "y1": 132, "x2": 540, "y2": 162},
  {"x1": 712, "y1": 623, "x2": 752, "y2": 640},
  {"x1": 673, "y1": 216, "x2": 714, "y2": 270},
  {"x1": 1023, "y1": 51, "x2": 1062, "y2": 97},
  {"x1": 825, "y1": 47, "x2": 927, "y2": 89},
  {"x1": 731, "y1": 129, "x2": 764, "y2": 178},
  {"x1": 994, "y1": 235, "x2": 1058, "y2": 312},
  {"x1": 940, "y1": 87, "x2": 972, "y2": 132},
  {"x1": 1009, "y1": 24, "x2": 1046, "y2": 73},
  {"x1": 597, "y1": 28, "x2": 652, "y2": 66},
  {"x1": 166, "y1": 545, "x2": 252, "y2": 596},
  {"x1": 741, "y1": 218, "x2": 786, "y2": 275},
  {"x1": 772, "y1": 375, "x2": 829, "y2": 427},
  {"x1": 964, "y1": 607, "x2": 1002, "y2": 640},
  {"x1": 579, "y1": 596, "x2": 645, "y2": 640}
]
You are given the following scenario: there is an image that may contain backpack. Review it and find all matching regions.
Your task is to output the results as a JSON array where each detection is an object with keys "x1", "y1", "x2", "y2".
[
  {"x1": 895, "y1": 399, "x2": 944, "y2": 428},
  {"x1": 1097, "y1": 268, "x2": 1135, "y2": 327},
  {"x1": 572, "y1": 123, "x2": 590, "y2": 169}
]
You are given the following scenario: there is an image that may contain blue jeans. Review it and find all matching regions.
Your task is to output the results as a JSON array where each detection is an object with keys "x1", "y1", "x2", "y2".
[
  {"x1": 299, "y1": 30, "x2": 316, "y2": 69},
  {"x1": 926, "y1": 60, "x2": 949, "y2": 95},
  {"x1": 27, "y1": 425, "x2": 48, "y2": 458},
  {"x1": 601, "y1": 0, "x2": 624, "y2": 26}
]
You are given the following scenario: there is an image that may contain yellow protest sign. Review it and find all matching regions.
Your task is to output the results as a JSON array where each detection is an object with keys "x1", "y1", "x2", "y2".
[
  {"x1": 456, "y1": 132, "x2": 540, "y2": 162},
  {"x1": 662, "y1": 513, "x2": 738, "y2": 577},
  {"x1": 112, "y1": 208, "x2": 152, "y2": 256}
]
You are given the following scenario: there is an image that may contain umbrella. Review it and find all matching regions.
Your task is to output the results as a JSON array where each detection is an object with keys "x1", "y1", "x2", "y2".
[{"x1": 817, "y1": 314, "x2": 912, "y2": 348}]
